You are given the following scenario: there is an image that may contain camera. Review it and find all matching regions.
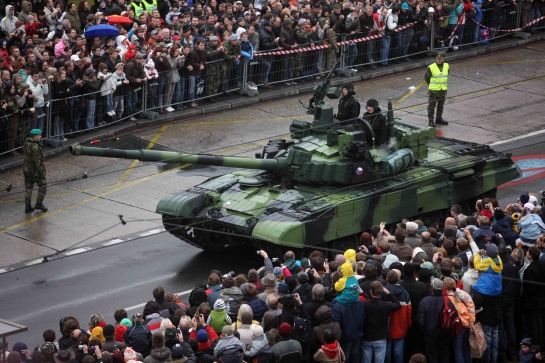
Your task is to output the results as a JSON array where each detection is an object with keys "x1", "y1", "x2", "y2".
[
  {"x1": 222, "y1": 271, "x2": 234, "y2": 279},
  {"x1": 78, "y1": 343, "x2": 84, "y2": 350},
  {"x1": 256, "y1": 250, "x2": 261, "y2": 255},
  {"x1": 278, "y1": 294, "x2": 295, "y2": 305},
  {"x1": 485, "y1": 203, "x2": 489, "y2": 208},
  {"x1": 176, "y1": 327, "x2": 181, "y2": 334},
  {"x1": 89, "y1": 346, "x2": 95, "y2": 351},
  {"x1": 271, "y1": 257, "x2": 279, "y2": 262}
]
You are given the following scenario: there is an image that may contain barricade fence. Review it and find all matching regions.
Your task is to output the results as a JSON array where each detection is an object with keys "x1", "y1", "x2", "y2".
[{"x1": 0, "y1": 2, "x2": 541, "y2": 157}]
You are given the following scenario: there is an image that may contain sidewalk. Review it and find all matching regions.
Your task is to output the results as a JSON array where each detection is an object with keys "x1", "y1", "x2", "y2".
[{"x1": 1, "y1": 33, "x2": 543, "y2": 174}]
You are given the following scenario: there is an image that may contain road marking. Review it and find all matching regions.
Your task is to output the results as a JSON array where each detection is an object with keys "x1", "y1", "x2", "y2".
[
  {"x1": 0, "y1": 268, "x2": 9, "y2": 274},
  {"x1": 490, "y1": 129, "x2": 545, "y2": 146},
  {"x1": 172, "y1": 115, "x2": 312, "y2": 128},
  {"x1": 24, "y1": 258, "x2": 43, "y2": 266},
  {"x1": 125, "y1": 289, "x2": 194, "y2": 311},
  {"x1": 455, "y1": 58, "x2": 545, "y2": 66},
  {"x1": 102, "y1": 238, "x2": 125, "y2": 246},
  {"x1": 138, "y1": 228, "x2": 165, "y2": 237},
  {"x1": 64, "y1": 247, "x2": 91, "y2": 256},
  {"x1": 393, "y1": 80, "x2": 426, "y2": 108}
]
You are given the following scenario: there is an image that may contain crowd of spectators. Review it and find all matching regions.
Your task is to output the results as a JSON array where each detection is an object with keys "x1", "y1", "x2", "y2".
[
  {"x1": 0, "y1": 0, "x2": 541, "y2": 156},
  {"x1": 1, "y1": 191, "x2": 545, "y2": 363}
]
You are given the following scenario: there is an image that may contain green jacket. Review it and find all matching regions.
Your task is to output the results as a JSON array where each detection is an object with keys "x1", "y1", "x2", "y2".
[
  {"x1": 24, "y1": 137, "x2": 46, "y2": 177},
  {"x1": 223, "y1": 41, "x2": 241, "y2": 64},
  {"x1": 206, "y1": 44, "x2": 226, "y2": 71},
  {"x1": 209, "y1": 309, "x2": 228, "y2": 334},
  {"x1": 294, "y1": 27, "x2": 313, "y2": 46}
]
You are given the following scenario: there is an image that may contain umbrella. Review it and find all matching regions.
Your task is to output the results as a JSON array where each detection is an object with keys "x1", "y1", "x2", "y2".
[
  {"x1": 107, "y1": 15, "x2": 133, "y2": 24},
  {"x1": 84, "y1": 24, "x2": 120, "y2": 37}
]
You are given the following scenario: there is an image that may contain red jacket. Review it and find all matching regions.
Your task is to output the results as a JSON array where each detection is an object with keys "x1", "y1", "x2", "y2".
[
  {"x1": 384, "y1": 284, "x2": 412, "y2": 339},
  {"x1": 189, "y1": 325, "x2": 219, "y2": 343}
]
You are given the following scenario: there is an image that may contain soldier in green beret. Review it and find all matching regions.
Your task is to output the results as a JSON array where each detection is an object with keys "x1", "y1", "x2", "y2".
[{"x1": 23, "y1": 128, "x2": 47, "y2": 213}]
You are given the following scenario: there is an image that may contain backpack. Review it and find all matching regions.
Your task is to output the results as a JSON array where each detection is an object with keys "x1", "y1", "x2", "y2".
[
  {"x1": 479, "y1": 28, "x2": 490, "y2": 44},
  {"x1": 438, "y1": 296, "x2": 463, "y2": 338}
]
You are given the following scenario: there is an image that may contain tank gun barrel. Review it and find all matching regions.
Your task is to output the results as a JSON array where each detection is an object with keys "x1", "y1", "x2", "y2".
[{"x1": 69, "y1": 145, "x2": 285, "y2": 172}]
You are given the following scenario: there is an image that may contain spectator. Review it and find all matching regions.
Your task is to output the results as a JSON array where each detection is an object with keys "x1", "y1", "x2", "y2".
[
  {"x1": 101, "y1": 325, "x2": 125, "y2": 353},
  {"x1": 472, "y1": 216, "x2": 498, "y2": 249},
  {"x1": 498, "y1": 245, "x2": 520, "y2": 361},
  {"x1": 271, "y1": 323, "x2": 303, "y2": 362},
  {"x1": 143, "y1": 301, "x2": 164, "y2": 334},
  {"x1": 390, "y1": 228, "x2": 414, "y2": 262},
  {"x1": 518, "y1": 203, "x2": 545, "y2": 246},
  {"x1": 404, "y1": 222, "x2": 422, "y2": 248},
  {"x1": 123, "y1": 314, "x2": 152, "y2": 357},
  {"x1": 213, "y1": 326, "x2": 245, "y2": 363},
  {"x1": 124, "y1": 53, "x2": 146, "y2": 121},
  {"x1": 305, "y1": 284, "x2": 331, "y2": 327},
  {"x1": 187, "y1": 38, "x2": 206, "y2": 108},
  {"x1": 418, "y1": 278, "x2": 452, "y2": 363},
  {"x1": 521, "y1": 246, "x2": 545, "y2": 351},
  {"x1": 206, "y1": 299, "x2": 232, "y2": 335},
  {"x1": 279, "y1": 19, "x2": 297, "y2": 86},
  {"x1": 243, "y1": 283, "x2": 267, "y2": 323},
  {"x1": 258, "y1": 273, "x2": 277, "y2": 302},
  {"x1": 97, "y1": 63, "x2": 116, "y2": 119},
  {"x1": 382, "y1": 269, "x2": 411, "y2": 363},
  {"x1": 143, "y1": 333, "x2": 171, "y2": 363},
  {"x1": 444, "y1": 277, "x2": 475, "y2": 363},
  {"x1": 243, "y1": 326, "x2": 272, "y2": 362},
  {"x1": 313, "y1": 329, "x2": 346, "y2": 363}
]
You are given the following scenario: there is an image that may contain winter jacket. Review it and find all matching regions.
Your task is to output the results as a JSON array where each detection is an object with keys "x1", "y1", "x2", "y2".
[
  {"x1": 446, "y1": 289, "x2": 475, "y2": 328},
  {"x1": 518, "y1": 214, "x2": 545, "y2": 243},
  {"x1": 124, "y1": 59, "x2": 146, "y2": 89},
  {"x1": 213, "y1": 335, "x2": 245, "y2": 363},
  {"x1": 283, "y1": 259, "x2": 301, "y2": 275},
  {"x1": 97, "y1": 72, "x2": 116, "y2": 96},
  {"x1": 312, "y1": 305, "x2": 343, "y2": 345},
  {"x1": 522, "y1": 261, "x2": 545, "y2": 302},
  {"x1": 418, "y1": 293, "x2": 456, "y2": 336},
  {"x1": 448, "y1": 2, "x2": 464, "y2": 25},
  {"x1": 1, "y1": 6, "x2": 18, "y2": 33},
  {"x1": 188, "y1": 47, "x2": 207, "y2": 77},
  {"x1": 471, "y1": 1, "x2": 486, "y2": 24},
  {"x1": 491, "y1": 217, "x2": 518, "y2": 247},
  {"x1": 461, "y1": 268, "x2": 479, "y2": 294},
  {"x1": 206, "y1": 284, "x2": 222, "y2": 306},
  {"x1": 390, "y1": 241, "x2": 414, "y2": 262},
  {"x1": 473, "y1": 253, "x2": 503, "y2": 296},
  {"x1": 244, "y1": 297, "x2": 268, "y2": 323},
  {"x1": 123, "y1": 322, "x2": 152, "y2": 356},
  {"x1": 64, "y1": 11, "x2": 82, "y2": 34},
  {"x1": 472, "y1": 225, "x2": 498, "y2": 249},
  {"x1": 518, "y1": 348, "x2": 540, "y2": 363},
  {"x1": 188, "y1": 326, "x2": 219, "y2": 343},
  {"x1": 305, "y1": 300, "x2": 331, "y2": 327},
  {"x1": 219, "y1": 287, "x2": 244, "y2": 317},
  {"x1": 313, "y1": 342, "x2": 346, "y2": 363},
  {"x1": 400, "y1": 275, "x2": 429, "y2": 324},
  {"x1": 244, "y1": 335, "x2": 272, "y2": 362},
  {"x1": 336, "y1": 93, "x2": 360, "y2": 121},
  {"x1": 143, "y1": 347, "x2": 172, "y2": 363},
  {"x1": 28, "y1": 79, "x2": 49, "y2": 108},
  {"x1": 362, "y1": 107, "x2": 387, "y2": 146},
  {"x1": 382, "y1": 284, "x2": 412, "y2": 339},
  {"x1": 102, "y1": 337, "x2": 126, "y2": 353},
  {"x1": 235, "y1": 324, "x2": 259, "y2": 346},
  {"x1": 271, "y1": 338, "x2": 302, "y2": 362},
  {"x1": 332, "y1": 299, "x2": 365, "y2": 342},
  {"x1": 473, "y1": 290, "x2": 501, "y2": 327},
  {"x1": 144, "y1": 313, "x2": 164, "y2": 334},
  {"x1": 363, "y1": 294, "x2": 401, "y2": 341},
  {"x1": 279, "y1": 26, "x2": 296, "y2": 49},
  {"x1": 294, "y1": 283, "x2": 313, "y2": 305},
  {"x1": 501, "y1": 255, "x2": 521, "y2": 301},
  {"x1": 165, "y1": 54, "x2": 183, "y2": 84}
]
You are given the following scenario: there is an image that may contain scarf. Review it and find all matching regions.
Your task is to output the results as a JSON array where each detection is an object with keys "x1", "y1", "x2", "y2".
[
  {"x1": 321, "y1": 341, "x2": 339, "y2": 359},
  {"x1": 197, "y1": 340, "x2": 211, "y2": 351}
]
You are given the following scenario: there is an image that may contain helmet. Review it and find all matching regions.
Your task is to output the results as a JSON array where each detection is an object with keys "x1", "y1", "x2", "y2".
[
  {"x1": 366, "y1": 99, "x2": 379, "y2": 109},
  {"x1": 341, "y1": 83, "x2": 354, "y2": 93}
]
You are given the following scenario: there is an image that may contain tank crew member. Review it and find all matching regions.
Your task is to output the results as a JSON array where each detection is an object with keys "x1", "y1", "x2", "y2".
[
  {"x1": 425, "y1": 51, "x2": 449, "y2": 127},
  {"x1": 281, "y1": 176, "x2": 294, "y2": 190},
  {"x1": 362, "y1": 99, "x2": 388, "y2": 147},
  {"x1": 336, "y1": 83, "x2": 361, "y2": 121},
  {"x1": 24, "y1": 129, "x2": 48, "y2": 213}
]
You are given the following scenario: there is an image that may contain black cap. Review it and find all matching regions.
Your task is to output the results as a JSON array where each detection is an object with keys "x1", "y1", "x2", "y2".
[{"x1": 262, "y1": 20, "x2": 271, "y2": 27}]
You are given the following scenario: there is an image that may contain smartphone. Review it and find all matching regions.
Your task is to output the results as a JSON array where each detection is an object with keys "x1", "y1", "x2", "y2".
[{"x1": 325, "y1": 258, "x2": 328, "y2": 263}]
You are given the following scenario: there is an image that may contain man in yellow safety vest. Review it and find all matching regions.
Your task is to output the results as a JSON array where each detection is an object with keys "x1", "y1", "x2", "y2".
[{"x1": 424, "y1": 51, "x2": 449, "y2": 127}]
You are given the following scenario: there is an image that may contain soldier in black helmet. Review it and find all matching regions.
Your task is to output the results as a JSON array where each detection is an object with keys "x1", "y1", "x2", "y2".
[
  {"x1": 362, "y1": 99, "x2": 388, "y2": 147},
  {"x1": 336, "y1": 83, "x2": 360, "y2": 121}
]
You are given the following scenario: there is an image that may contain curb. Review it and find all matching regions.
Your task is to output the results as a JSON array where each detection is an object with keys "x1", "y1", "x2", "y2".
[{"x1": 1, "y1": 34, "x2": 544, "y2": 174}]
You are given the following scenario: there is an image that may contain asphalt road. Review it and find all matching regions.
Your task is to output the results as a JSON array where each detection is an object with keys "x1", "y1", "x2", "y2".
[{"x1": 1, "y1": 133, "x2": 543, "y2": 349}]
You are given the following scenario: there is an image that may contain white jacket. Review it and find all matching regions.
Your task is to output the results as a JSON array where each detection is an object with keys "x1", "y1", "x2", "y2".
[
  {"x1": 28, "y1": 79, "x2": 49, "y2": 108},
  {"x1": 98, "y1": 71, "x2": 116, "y2": 96}
]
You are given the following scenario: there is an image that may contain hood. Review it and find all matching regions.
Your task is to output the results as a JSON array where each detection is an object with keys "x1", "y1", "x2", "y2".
[
  {"x1": 321, "y1": 341, "x2": 340, "y2": 359},
  {"x1": 21, "y1": 1, "x2": 30, "y2": 12},
  {"x1": 385, "y1": 283, "x2": 405, "y2": 297},
  {"x1": 146, "y1": 312, "x2": 161, "y2": 319},
  {"x1": 116, "y1": 35, "x2": 128, "y2": 48},
  {"x1": 5, "y1": 5, "x2": 13, "y2": 17},
  {"x1": 222, "y1": 286, "x2": 243, "y2": 296},
  {"x1": 284, "y1": 259, "x2": 298, "y2": 270},
  {"x1": 340, "y1": 261, "x2": 353, "y2": 278},
  {"x1": 149, "y1": 347, "x2": 172, "y2": 361},
  {"x1": 314, "y1": 305, "x2": 332, "y2": 324},
  {"x1": 476, "y1": 0, "x2": 483, "y2": 4}
]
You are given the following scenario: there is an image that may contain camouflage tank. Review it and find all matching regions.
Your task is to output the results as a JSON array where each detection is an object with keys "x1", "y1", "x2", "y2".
[{"x1": 70, "y1": 72, "x2": 522, "y2": 254}]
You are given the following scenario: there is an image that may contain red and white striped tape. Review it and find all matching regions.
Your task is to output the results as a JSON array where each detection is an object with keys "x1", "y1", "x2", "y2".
[
  {"x1": 254, "y1": 22, "x2": 417, "y2": 57},
  {"x1": 466, "y1": 13, "x2": 545, "y2": 32}
]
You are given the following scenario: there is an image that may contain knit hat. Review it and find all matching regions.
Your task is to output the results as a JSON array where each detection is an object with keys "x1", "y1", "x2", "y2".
[
  {"x1": 283, "y1": 18, "x2": 294, "y2": 26},
  {"x1": 420, "y1": 261, "x2": 434, "y2": 271},
  {"x1": 520, "y1": 337, "x2": 532, "y2": 347},
  {"x1": 197, "y1": 329, "x2": 209, "y2": 343},
  {"x1": 165, "y1": 326, "x2": 177, "y2": 339},
  {"x1": 229, "y1": 34, "x2": 238, "y2": 41},
  {"x1": 401, "y1": 2, "x2": 409, "y2": 10},
  {"x1": 402, "y1": 262, "x2": 415, "y2": 277},
  {"x1": 120, "y1": 318, "x2": 132, "y2": 327},
  {"x1": 53, "y1": 350, "x2": 74, "y2": 363},
  {"x1": 300, "y1": 258, "x2": 310, "y2": 269},
  {"x1": 30, "y1": 129, "x2": 42, "y2": 135},
  {"x1": 486, "y1": 243, "x2": 498, "y2": 259},
  {"x1": 135, "y1": 53, "x2": 144, "y2": 59},
  {"x1": 428, "y1": 6, "x2": 434, "y2": 12},
  {"x1": 406, "y1": 222, "x2": 418, "y2": 232},
  {"x1": 333, "y1": 4, "x2": 341, "y2": 8},
  {"x1": 209, "y1": 35, "x2": 218, "y2": 41},
  {"x1": 273, "y1": 267, "x2": 284, "y2": 279},
  {"x1": 237, "y1": 16, "x2": 244, "y2": 22},
  {"x1": 253, "y1": 325, "x2": 264, "y2": 338},
  {"x1": 277, "y1": 282, "x2": 289, "y2": 294},
  {"x1": 519, "y1": 193, "x2": 530, "y2": 205},
  {"x1": 524, "y1": 202, "x2": 535, "y2": 211},
  {"x1": 389, "y1": 262, "x2": 404, "y2": 272},
  {"x1": 124, "y1": 347, "x2": 136, "y2": 361},
  {"x1": 261, "y1": 273, "x2": 277, "y2": 287},
  {"x1": 418, "y1": 268, "x2": 432, "y2": 283},
  {"x1": 145, "y1": 59, "x2": 155, "y2": 68},
  {"x1": 103, "y1": 324, "x2": 115, "y2": 337},
  {"x1": 279, "y1": 322, "x2": 292, "y2": 337},
  {"x1": 84, "y1": 68, "x2": 94, "y2": 76},
  {"x1": 214, "y1": 299, "x2": 226, "y2": 311},
  {"x1": 298, "y1": 18, "x2": 306, "y2": 26},
  {"x1": 431, "y1": 278, "x2": 444, "y2": 291},
  {"x1": 173, "y1": 35, "x2": 180, "y2": 40},
  {"x1": 171, "y1": 344, "x2": 185, "y2": 359}
]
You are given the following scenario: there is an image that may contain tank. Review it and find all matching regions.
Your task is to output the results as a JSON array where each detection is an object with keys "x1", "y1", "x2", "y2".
[{"x1": 69, "y1": 74, "x2": 522, "y2": 255}]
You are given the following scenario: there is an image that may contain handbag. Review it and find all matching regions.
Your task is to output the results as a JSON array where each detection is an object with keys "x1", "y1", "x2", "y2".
[{"x1": 469, "y1": 322, "x2": 487, "y2": 358}]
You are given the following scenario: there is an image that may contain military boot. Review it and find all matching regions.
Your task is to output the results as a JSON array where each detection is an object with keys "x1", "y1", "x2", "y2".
[
  {"x1": 428, "y1": 120, "x2": 436, "y2": 127},
  {"x1": 25, "y1": 205, "x2": 34, "y2": 213},
  {"x1": 436, "y1": 117, "x2": 449, "y2": 125},
  {"x1": 34, "y1": 204, "x2": 48, "y2": 212}
]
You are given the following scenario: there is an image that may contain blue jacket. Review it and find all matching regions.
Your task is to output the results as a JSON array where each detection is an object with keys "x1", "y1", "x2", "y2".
[
  {"x1": 448, "y1": 3, "x2": 464, "y2": 25},
  {"x1": 471, "y1": 1, "x2": 486, "y2": 23},
  {"x1": 207, "y1": 284, "x2": 223, "y2": 306},
  {"x1": 472, "y1": 225, "x2": 498, "y2": 250},
  {"x1": 245, "y1": 297, "x2": 268, "y2": 323},
  {"x1": 418, "y1": 294, "x2": 455, "y2": 336},
  {"x1": 332, "y1": 299, "x2": 365, "y2": 342},
  {"x1": 518, "y1": 214, "x2": 545, "y2": 243},
  {"x1": 491, "y1": 217, "x2": 518, "y2": 247},
  {"x1": 240, "y1": 39, "x2": 254, "y2": 59}
]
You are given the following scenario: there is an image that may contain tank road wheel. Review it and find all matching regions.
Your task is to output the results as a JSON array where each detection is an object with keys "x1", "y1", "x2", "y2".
[{"x1": 329, "y1": 235, "x2": 359, "y2": 260}]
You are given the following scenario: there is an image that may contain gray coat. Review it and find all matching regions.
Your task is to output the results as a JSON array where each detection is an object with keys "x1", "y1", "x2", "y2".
[
  {"x1": 166, "y1": 55, "x2": 183, "y2": 84},
  {"x1": 213, "y1": 335, "x2": 246, "y2": 363}
]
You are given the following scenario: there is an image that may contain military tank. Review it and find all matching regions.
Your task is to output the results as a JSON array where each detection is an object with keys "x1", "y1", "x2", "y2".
[{"x1": 69, "y1": 72, "x2": 522, "y2": 255}]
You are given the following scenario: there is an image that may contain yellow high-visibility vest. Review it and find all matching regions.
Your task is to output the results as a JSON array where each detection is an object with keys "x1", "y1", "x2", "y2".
[
  {"x1": 132, "y1": 1, "x2": 144, "y2": 16},
  {"x1": 428, "y1": 62, "x2": 449, "y2": 91},
  {"x1": 144, "y1": 0, "x2": 158, "y2": 12}
]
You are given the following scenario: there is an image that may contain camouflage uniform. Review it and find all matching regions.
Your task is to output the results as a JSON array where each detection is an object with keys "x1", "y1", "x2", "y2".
[
  {"x1": 223, "y1": 41, "x2": 242, "y2": 90},
  {"x1": 427, "y1": 90, "x2": 447, "y2": 123},
  {"x1": 205, "y1": 44, "x2": 227, "y2": 96},
  {"x1": 294, "y1": 26, "x2": 313, "y2": 78},
  {"x1": 326, "y1": 29, "x2": 339, "y2": 72},
  {"x1": 24, "y1": 137, "x2": 47, "y2": 209}
]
